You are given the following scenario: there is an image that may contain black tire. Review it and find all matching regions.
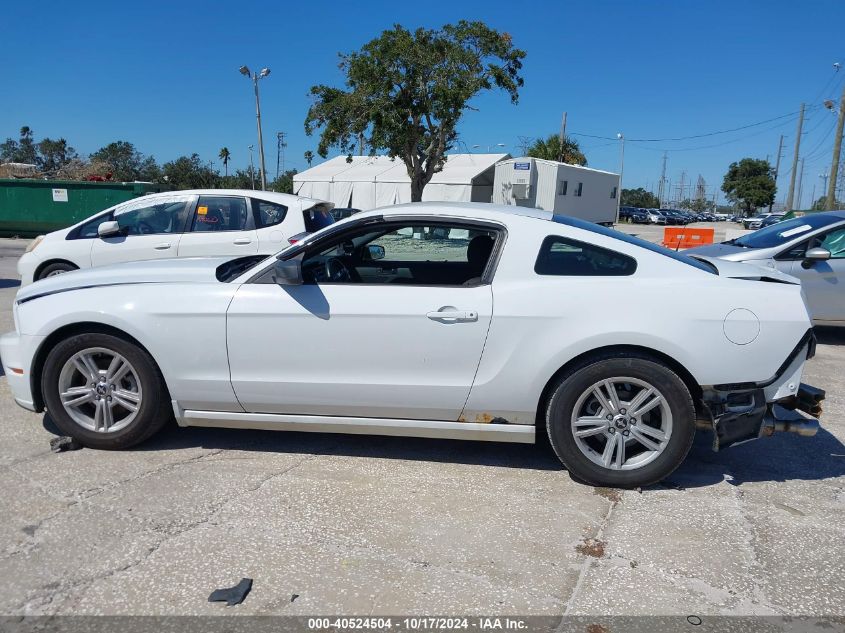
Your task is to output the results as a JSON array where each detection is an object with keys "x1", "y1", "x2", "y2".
[
  {"x1": 37, "y1": 262, "x2": 77, "y2": 280},
  {"x1": 545, "y1": 354, "x2": 695, "y2": 488},
  {"x1": 42, "y1": 332, "x2": 172, "y2": 449}
]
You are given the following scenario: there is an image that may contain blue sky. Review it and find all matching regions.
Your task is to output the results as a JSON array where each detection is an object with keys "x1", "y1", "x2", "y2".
[{"x1": 1, "y1": 0, "x2": 843, "y2": 207}]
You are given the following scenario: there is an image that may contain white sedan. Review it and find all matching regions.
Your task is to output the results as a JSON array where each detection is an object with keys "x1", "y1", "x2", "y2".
[
  {"x1": 17, "y1": 189, "x2": 334, "y2": 285},
  {"x1": 0, "y1": 203, "x2": 824, "y2": 487}
]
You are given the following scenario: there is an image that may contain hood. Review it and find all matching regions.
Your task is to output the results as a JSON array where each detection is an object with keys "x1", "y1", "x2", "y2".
[
  {"x1": 684, "y1": 241, "x2": 766, "y2": 261},
  {"x1": 690, "y1": 255, "x2": 800, "y2": 284},
  {"x1": 16, "y1": 257, "x2": 232, "y2": 303}
]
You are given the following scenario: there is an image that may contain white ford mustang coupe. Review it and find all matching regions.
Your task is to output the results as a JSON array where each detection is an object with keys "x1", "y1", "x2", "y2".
[{"x1": 0, "y1": 203, "x2": 825, "y2": 487}]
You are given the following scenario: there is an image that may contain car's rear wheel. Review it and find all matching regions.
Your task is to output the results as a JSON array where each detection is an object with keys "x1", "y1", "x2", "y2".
[
  {"x1": 37, "y1": 262, "x2": 77, "y2": 280},
  {"x1": 546, "y1": 355, "x2": 696, "y2": 488},
  {"x1": 42, "y1": 333, "x2": 171, "y2": 449}
]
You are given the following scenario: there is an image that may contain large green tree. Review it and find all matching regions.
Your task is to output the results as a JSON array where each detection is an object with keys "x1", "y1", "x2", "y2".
[
  {"x1": 620, "y1": 187, "x2": 659, "y2": 208},
  {"x1": 1, "y1": 126, "x2": 39, "y2": 164},
  {"x1": 526, "y1": 134, "x2": 586, "y2": 165},
  {"x1": 36, "y1": 138, "x2": 78, "y2": 175},
  {"x1": 721, "y1": 158, "x2": 776, "y2": 216},
  {"x1": 268, "y1": 169, "x2": 298, "y2": 194},
  {"x1": 90, "y1": 141, "x2": 161, "y2": 182},
  {"x1": 305, "y1": 21, "x2": 525, "y2": 201},
  {"x1": 162, "y1": 154, "x2": 220, "y2": 189}
]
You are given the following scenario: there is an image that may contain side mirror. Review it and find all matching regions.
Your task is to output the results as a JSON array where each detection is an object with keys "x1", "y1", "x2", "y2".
[
  {"x1": 272, "y1": 258, "x2": 303, "y2": 286},
  {"x1": 364, "y1": 244, "x2": 385, "y2": 261},
  {"x1": 802, "y1": 247, "x2": 831, "y2": 268},
  {"x1": 97, "y1": 220, "x2": 122, "y2": 237}
]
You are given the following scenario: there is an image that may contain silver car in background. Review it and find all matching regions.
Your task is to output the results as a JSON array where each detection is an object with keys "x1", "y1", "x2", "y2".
[{"x1": 688, "y1": 211, "x2": 845, "y2": 326}]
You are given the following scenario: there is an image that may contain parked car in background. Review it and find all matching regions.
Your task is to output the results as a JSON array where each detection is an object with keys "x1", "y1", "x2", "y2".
[
  {"x1": 629, "y1": 208, "x2": 651, "y2": 224},
  {"x1": 1, "y1": 203, "x2": 824, "y2": 488},
  {"x1": 742, "y1": 213, "x2": 774, "y2": 230},
  {"x1": 760, "y1": 213, "x2": 785, "y2": 228},
  {"x1": 660, "y1": 209, "x2": 685, "y2": 225},
  {"x1": 688, "y1": 211, "x2": 845, "y2": 326},
  {"x1": 17, "y1": 190, "x2": 334, "y2": 285},
  {"x1": 646, "y1": 209, "x2": 667, "y2": 224},
  {"x1": 330, "y1": 207, "x2": 362, "y2": 222}
]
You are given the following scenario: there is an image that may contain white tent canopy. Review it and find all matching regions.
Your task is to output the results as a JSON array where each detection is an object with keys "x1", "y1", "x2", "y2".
[{"x1": 293, "y1": 153, "x2": 509, "y2": 210}]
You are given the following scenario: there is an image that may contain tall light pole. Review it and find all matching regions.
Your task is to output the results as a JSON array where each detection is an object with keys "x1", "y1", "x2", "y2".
[
  {"x1": 248, "y1": 145, "x2": 255, "y2": 190},
  {"x1": 616, "y1": 133, "x2": 625, "y2": 224},
  {"x1": 472, "y1": 143, "x2": 507, "y2": 153},
  {"x1": 239, "y1": 65, "x2": 270, "y2": 190}
]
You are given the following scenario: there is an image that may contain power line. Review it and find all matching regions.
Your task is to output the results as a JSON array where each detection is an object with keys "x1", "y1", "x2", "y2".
[{"x1": 570, "y1": 107, "x2": 817, "y2": 144}]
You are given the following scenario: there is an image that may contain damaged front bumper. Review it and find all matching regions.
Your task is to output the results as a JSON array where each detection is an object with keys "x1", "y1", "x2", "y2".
[{"x1": 698, "y1": 330, "x2": 824, "y2": 451}]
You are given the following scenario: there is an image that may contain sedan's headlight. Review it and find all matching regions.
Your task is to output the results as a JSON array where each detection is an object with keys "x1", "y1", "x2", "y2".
[{"x1": 24, "y1": 235, "x2": 45, "y2": 253}]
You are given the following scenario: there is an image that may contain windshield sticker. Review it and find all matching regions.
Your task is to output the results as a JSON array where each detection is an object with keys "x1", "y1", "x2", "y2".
[
  {"x1": 780, "y1": 224, "x2": 812, "y2": 238},
  {"x1": 197, "y1": 206, "x2": 208, "y2": 215}
]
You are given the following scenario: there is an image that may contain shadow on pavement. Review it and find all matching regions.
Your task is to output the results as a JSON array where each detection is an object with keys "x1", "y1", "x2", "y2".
[
  {"x1": 814, "y1": 325, "x2": 845, "y2": 346},
  {"x1": 655, "y1": 427, "x2": 845, "y2": 489},
  {"x1": 42, "y1": 410, "x2": 845, "y2": 484},
  {"x1": 42, "y1": 412, "x2": 564, "y2": 472},
  {"x1": 0, "y1": 278, "x2": 20, "y2": 289}
]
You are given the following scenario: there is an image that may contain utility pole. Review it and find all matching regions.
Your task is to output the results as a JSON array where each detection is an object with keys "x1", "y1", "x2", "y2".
[
  {"x1": 558, "y1": 112, "x2": 568, "y2": 162},
  {"x1": 276, "y1": 132, "x2": 287, "y2": 180},
  {"x1": 768, "y1": 134, "x2": 784, "y2": 213},
  {"x1": 678, "y1": 170, "x2": 687, "y2": 205},
  {"x1": 826, "y1": 83, "x2": 845, "y2": 209},
  {"x1": 797, "y1": 158, "x2": 805, "y2": 210},
  {"x1": 615, "y1": 133, "x2": 625, "y2": 223},
  {"x1": 785, "y1": 103, "x2": 805, "y2": 212},
  {"x1": 657, "y1": 151, "x2": 668, "y2": 206}
]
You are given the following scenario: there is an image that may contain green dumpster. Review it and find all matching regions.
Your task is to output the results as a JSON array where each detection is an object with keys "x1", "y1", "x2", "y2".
[{"x1": 0, "y1": 179, "x2": 168, "y2": 237}]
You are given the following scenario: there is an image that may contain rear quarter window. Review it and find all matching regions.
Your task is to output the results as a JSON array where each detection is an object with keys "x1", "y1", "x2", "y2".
[
  {"x1": 303, "y1": 204, "x2": 335, "y2": 232},
  {"x1": 535, "y1": 236, "x2": 637, "y2": 276}
]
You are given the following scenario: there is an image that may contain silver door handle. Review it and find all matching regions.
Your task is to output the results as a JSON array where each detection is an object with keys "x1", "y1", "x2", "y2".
[
  {"x1": 233, "y1": 238, "x2": 252, "y2": 245},
  {"x1": 426, "y1": 310, "x2": 478, "y2": 322},
  {"x1": 154, "y1": 242, "x2": 171, "y2": 250}
]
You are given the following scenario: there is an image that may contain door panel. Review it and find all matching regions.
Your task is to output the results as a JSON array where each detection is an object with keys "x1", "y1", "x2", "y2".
[
  {"x1": 783, "y1": 228, "x2": 845, "y2": 322},
  {"x1": 178, "y1": 195, "x2": 259, "y2": 257},
  {"x1": 226, "y1": 283, "x2": 493, "y2": 420},
  {"x1": 90, "y1": 195, "x2": 191, "y2": 267}
]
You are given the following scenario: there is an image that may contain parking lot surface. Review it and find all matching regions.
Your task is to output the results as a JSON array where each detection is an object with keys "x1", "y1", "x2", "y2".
[{"x1": 0, "y1": 231, "x2": 843, "y2": 617}]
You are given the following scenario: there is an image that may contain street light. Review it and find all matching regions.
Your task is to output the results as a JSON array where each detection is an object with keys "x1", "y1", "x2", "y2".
[
  {"x1": 239, "y1": 64, "x2": 270, "y2": 190},
  {"x1": 471, "y1": 143, "x2": 507, "y2": 153},
  {"x1": 616, "y1": 133, "x2": 625, "y2": 225}
]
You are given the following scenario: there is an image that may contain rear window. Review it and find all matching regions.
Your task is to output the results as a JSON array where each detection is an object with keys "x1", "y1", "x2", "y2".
[
  {"x1": 551, "y1": 214, "x2": 715, "y2": 274},
  {"x1": 536, "y1": 236, "x2": 636, "y2": 276},
  {"x1": 303, "y1": 204, "x2": 335, "y2": 232}
]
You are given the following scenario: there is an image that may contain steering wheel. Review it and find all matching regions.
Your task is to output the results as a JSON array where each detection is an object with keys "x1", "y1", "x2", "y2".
[
  {"x1": 137, "y1": 221, "x2": 155, "y2": 235},
  {"x1": 325, "y1": 257, "x2": 352, "y2": 282}
]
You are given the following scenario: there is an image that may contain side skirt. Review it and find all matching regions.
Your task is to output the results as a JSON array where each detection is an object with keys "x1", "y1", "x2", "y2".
[{"x1": 173, "y1": 404, "x2": 535, "y2": 444}]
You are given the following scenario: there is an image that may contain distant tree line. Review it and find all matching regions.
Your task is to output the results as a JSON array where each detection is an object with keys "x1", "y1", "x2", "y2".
[{"x1": 0, "y1": 126, "x2": 297, "y2": 193}]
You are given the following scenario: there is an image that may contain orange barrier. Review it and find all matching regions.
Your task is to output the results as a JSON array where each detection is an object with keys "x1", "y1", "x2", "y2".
[{"x1": 662, "y1": 227, "x2": 715, "y2": 250}]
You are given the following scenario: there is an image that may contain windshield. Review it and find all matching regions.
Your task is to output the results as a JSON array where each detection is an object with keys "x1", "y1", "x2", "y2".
[
  {"x1": 551, "y1": 214, "x2": 715, "y2": 273},
  {"x1": 733, "y1": 214, "x2": 842, "y2": 249}
]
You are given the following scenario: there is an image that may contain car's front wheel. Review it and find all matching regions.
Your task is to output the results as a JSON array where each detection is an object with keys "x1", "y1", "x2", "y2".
[
  {"x1": 42, "y1": 332, "x2": 171, "y2": 449},
  {"x1": 546, "y1": 355, "x2": 696, "y2": 488}
]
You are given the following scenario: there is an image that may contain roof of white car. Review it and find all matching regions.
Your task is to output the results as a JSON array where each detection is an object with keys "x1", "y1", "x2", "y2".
[
  {"x1": 140, "y1": 189, "x2": 328, "y2": 206},
  {"x1": 359, "y1": 202, "x2": 554, "y2": 223}
]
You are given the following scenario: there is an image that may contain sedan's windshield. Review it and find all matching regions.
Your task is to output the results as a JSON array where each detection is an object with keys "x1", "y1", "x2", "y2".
[{"x1": 732, "y1": 214, "x2": 843, "y2": 249}]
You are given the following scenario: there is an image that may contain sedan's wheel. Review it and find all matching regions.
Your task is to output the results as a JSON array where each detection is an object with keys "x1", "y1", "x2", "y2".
[
  {"x1": 37, "y1": 262, "x2": 77, "y2": 279},
  {"x1": 546, "y1": 356, "x2": 695, "y2": 488},
  {"x1": 43, "y1": 333, "x2": 171, "y2": 449}
]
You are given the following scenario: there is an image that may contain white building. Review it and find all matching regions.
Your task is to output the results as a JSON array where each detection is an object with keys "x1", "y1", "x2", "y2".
[
  {"x1": 293, "y1": 153, "x2": 508, "y2": 210},
  {"x1": 492, "y1": 157, "x2": 620, "y2": 225}
]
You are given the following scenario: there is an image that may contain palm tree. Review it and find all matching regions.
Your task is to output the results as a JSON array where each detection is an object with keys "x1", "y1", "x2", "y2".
[
  {"x1": 304, "y1": 150, "x2": 314, "y2": 167},
  {"x1": 218, "y1": 147, "x2": 231, "y2": 176},
  {"x1": 526, "y1": 134, "x2": 587, "y2": 166}
]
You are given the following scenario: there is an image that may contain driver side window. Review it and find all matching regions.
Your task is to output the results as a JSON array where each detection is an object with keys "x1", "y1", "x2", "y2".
[
  {"x1": 300, "y1": 222, "x2": 500, "y2": 286},
  {"x1": 115, "y1": 198, "x2": 189, "y2": 235}
]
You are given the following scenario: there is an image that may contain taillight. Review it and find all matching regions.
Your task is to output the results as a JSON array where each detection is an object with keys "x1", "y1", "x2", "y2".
[{"x1": 288, "y1": 238, "x2": 300, "y2": 245}]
